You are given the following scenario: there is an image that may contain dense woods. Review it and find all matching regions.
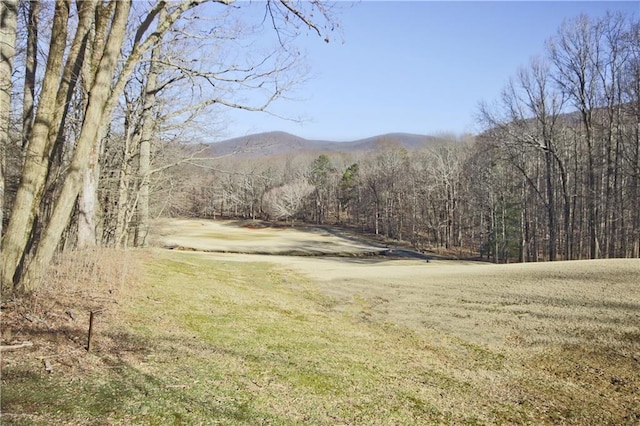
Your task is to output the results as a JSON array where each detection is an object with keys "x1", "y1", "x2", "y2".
[
  {"x1": 1, "y1": 5, "x2": 638, "y2": 295},
  {"x1": 478, "y1": 13, "x2": 640, "y2": 262}
]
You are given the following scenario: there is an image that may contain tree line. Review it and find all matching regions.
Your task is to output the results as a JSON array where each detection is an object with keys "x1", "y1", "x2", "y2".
[
  {"x1": 480, "y1": 12, "x2": 640, "y2": 261},
  {"x1": 173, "y1": 12, "x2": 640, "y2": 263}
]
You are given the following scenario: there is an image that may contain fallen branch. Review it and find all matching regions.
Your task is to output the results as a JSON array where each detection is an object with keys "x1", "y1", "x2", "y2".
[
  {"x1": 0, "y1": 341, "x2": 34, "y2": 352},
  {"x1": 65, "y1": 310, "x2": 77, "y2": 321}
]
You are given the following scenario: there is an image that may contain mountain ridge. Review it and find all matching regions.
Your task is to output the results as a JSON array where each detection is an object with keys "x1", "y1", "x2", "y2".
[{"x1": 203, "y1": 131, "x2": 444, "y2": 158}]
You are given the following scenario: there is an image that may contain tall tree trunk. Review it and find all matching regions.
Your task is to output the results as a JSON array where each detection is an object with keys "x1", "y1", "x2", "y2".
[
  {"x1": 586, "y1": 125, "x2": 599, "y2": 259},
  {"x1": 136, "y1": 16, "x2": 164, "y2": 247},
  {"x1": 114, "y1": 124, "x2": 134, "y2": 247},
  {"x1": 77, "y1": 1, "x2": 113, "y2": 248},
  {"x1": 0, "y1": 0, "x2": 18, "y2": 274},
  {"x1": 634, "y1": 123, "x2": 640, "y2": 257},
  {"x1": 19, "y1": 0, "x2": 131, "y2": 292},
  {"x1": 77, "y1": 143, "x2": 101, "y2": 248},
  {"x1": 519, "y1": 177, "x2": 527, "y2": 263},
  {"x1": 544, "y1": 147, "x2": 557, "y2": 261},
  {"x1": 22, "y1": 0, "x2": 38, "y2": 147},
  {"x1": 1, "y1": 0, "x2": 72, "y2": 291}
]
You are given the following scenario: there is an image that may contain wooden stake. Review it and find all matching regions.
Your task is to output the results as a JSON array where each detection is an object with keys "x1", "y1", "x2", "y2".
[{"x1": 86, "y1": 311, "x2": 96, "y2": 352}]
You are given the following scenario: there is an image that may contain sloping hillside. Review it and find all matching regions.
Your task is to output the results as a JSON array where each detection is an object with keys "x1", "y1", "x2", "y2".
[
  {"x1": 203, "y1": 131, "x2": 442, "y2": 158},
  {"x1": 2, "y1": 220, "x2": 638, "y2": 424}
]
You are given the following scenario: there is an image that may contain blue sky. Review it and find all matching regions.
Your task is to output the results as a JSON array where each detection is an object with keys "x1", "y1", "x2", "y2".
[{"x1": 220, "y1": 1, "x2": 639, "y2": 142}]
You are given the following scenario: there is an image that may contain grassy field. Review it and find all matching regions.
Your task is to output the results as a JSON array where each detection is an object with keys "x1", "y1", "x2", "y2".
[{"x1": 2, "y1": 221, "x2": 639, "y2": 425}]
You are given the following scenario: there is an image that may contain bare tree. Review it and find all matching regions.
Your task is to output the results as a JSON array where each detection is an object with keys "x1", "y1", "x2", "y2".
[
  {"x1": 623, "y1": 20, "x2": 640, "y2": 257},
  {"x1": 263, "y1": 180, "x2": 314, "y2": 224},
  {"x1": 479, "y1": 57, "x2": 568, "y2": 261},
  {"x1": 0, "y1": 0, "x2": 18, "y2": 266},
  {"x1": 77, "y1": 1, "x2": 116, "y2": 248},
  {"x1": 2, "y1": 0, "x2": 338, "y2": 293},
  {"x1": 134, "y1": 8, "x2": 165, "y2": 247},
  {"x1": 2, "y1": 0, "x2": 79, "y2": 291},
  {"x1": 548, "y1": 14, "x2": 602, "y2": 259}
]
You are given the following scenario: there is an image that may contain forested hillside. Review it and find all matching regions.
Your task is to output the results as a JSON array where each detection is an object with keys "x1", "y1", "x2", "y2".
[{"x1": 166, "y1": 13, "x2": 640, "y2": 263}]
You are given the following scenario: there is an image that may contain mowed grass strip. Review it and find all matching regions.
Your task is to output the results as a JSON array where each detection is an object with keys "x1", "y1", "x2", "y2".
[
  {"x1": 116, "y1": 250, "x2": 489, "y2": 425},
  {"x1": 2, "y1": 250, "x2": 639, "y2": 425}
]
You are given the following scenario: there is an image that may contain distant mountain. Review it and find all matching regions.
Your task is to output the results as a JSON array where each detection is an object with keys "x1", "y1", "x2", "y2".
[{"x1": 203, "y1": 131, "x2": 443, "y2": 159}]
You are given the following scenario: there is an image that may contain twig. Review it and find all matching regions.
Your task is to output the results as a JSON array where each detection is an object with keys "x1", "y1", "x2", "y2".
[
  {"x1": 23, "y1": 314, "x2": 51, "y2": 329},
  {"x1": 0, "y1": 341, "x2": 34, "y2": 352}
]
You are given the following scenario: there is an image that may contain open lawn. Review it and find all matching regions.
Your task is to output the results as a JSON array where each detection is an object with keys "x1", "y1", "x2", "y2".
[{"x1": 2, "y1": 219, "x2": 639, "y2": 424}]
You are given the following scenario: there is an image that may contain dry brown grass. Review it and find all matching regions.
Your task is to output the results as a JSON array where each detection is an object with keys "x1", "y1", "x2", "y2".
[
  {"x1": 147, "y1": 219, "x2": 640, "y2": 423},
  {"x1": 1, "y1": 247, "x2": 140, "y2": 379},
  {"x1": 42, "y1": 247, "x2": 135, "y2": 296},
  {"x1": 2, "y1": 220, "x2": 639, "y2": 424}
]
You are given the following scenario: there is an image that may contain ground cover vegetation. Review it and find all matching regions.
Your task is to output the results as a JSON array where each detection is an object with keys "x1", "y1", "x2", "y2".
[{"x1": 2, "y1": 241, "x2": 639, "y2": 424}]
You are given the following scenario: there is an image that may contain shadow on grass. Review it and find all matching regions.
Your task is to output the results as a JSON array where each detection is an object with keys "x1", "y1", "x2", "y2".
[
  {"x1": 92, "y1": 330, "x2": 312, "y2": 425},
  {"x1": 1, "y1": 329, "x2": 295, "y2": 425}
]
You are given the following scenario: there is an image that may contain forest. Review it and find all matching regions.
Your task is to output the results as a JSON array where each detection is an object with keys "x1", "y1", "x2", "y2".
[
  {"x1": 156, "y1": 11, "x2": 640, "y2": 264},
  {"x1": 1, "y1": 1, "x2": 638, "y2": 295}
]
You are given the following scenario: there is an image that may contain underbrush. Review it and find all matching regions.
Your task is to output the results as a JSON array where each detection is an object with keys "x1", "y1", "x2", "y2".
[
  {"x1": 2, "y1": 246, "x2": 137, "y2": 315},
  {"x1": 1, "y1": 247, "x2": 141, "y2": 424}
]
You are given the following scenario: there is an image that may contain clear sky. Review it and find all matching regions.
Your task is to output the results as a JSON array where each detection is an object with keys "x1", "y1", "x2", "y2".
[{"x1": 219, "y1": 1, "x2": 639, "y2": 142}]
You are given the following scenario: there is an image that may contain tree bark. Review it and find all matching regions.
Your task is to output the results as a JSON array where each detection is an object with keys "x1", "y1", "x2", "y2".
[
  {"x1": 136, "y1": 12, "x2": 164, "y2": 247},
  {"x1": 114, "y1": 121, "x2": 134, "y2": 247},
  {"x1": 1, "y1": 0, "x2": 72, "y2": 291},
  {"x1": 19, "y1": 0, "x2": 131, "y2": 292},
  {"x1": 77, "y1": 1, "x2": 113, "y2": 248},
  {"x1": 77, "y1": 146, "x2": 101, "y2": 248},
  {"x1": 544, "y1": 146, "x2": 557, "y2": 261},
  {"x1": 21, "y1": 0, "x2": 38, "y2": 147},
  {"x1": 0, "y1": 0, "x2": 18, "y2": 273}
]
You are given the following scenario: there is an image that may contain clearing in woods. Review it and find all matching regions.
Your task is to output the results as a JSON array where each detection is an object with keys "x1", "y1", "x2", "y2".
[{"x1": 1, "y1": 218, "x2": 639, "y2": 425}]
